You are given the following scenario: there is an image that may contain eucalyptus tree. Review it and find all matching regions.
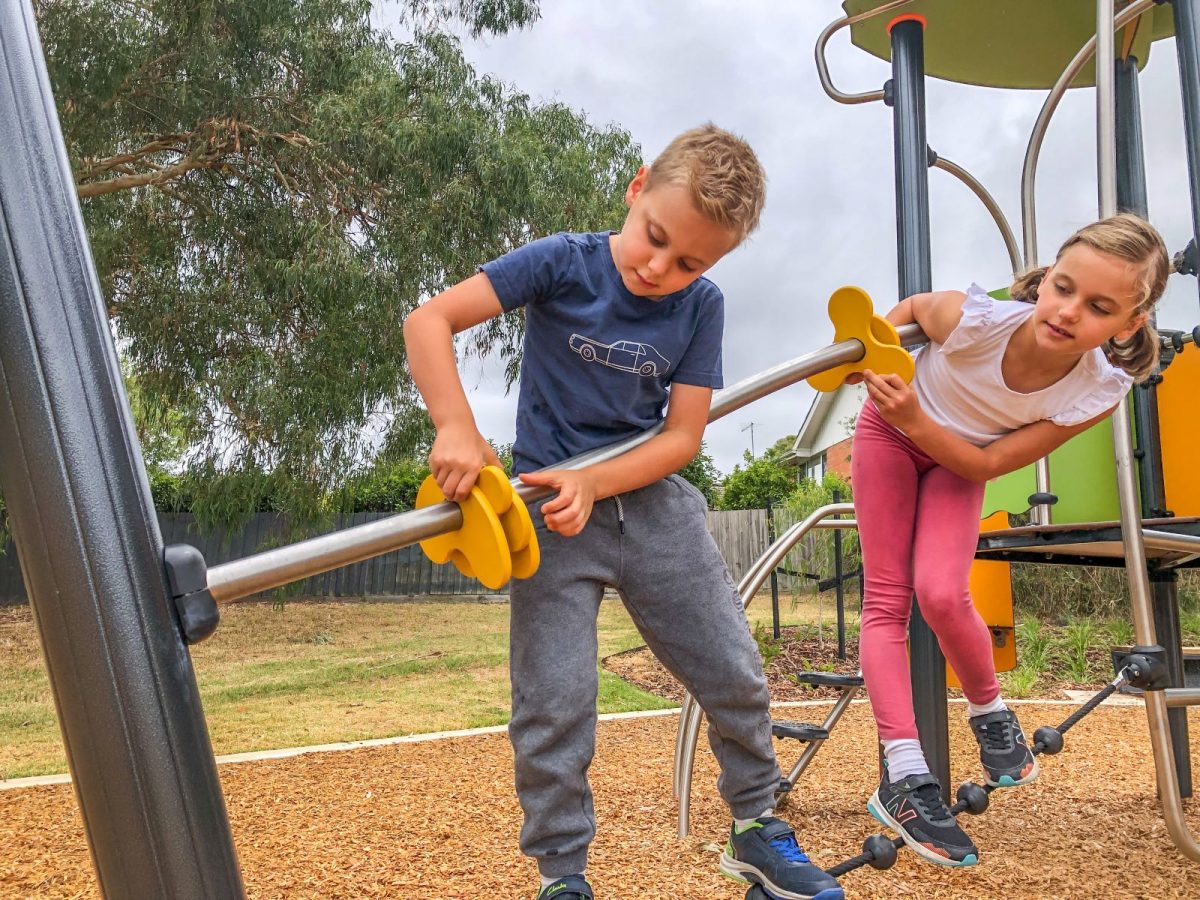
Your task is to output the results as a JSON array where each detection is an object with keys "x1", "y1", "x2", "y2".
[{"x1": 32, "y1": 0, "x2": 640, "y2": 517}]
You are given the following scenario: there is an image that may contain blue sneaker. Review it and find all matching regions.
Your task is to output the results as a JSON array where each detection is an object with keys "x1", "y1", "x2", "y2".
[
  {"x1": 535, "y1": 874, "x2": 593, "y2": 899},
  {"x1": 719, "y1": 817, "x2": 844, "y2": 900}
]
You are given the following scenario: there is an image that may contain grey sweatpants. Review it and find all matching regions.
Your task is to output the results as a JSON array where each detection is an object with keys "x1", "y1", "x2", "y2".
[{"x1": 508, "y1": 474, "x2": 781, "y2": 878}]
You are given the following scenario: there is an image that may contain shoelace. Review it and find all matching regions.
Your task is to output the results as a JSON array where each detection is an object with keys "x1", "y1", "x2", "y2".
[
  {"x1": 981, "y1": 719, "x2": 1015, "y2": 751},
  {"x1": 768, "y1": 833, "x2": 812, "y2": 864},
  {"x1": 909, "y1": 782, "x2": 953, "y2": 823}
]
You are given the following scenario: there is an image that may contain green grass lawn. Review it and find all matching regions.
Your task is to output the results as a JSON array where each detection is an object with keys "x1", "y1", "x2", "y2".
[{"x1": 0, "y1": 594, "x2": 827, "y2": 780}]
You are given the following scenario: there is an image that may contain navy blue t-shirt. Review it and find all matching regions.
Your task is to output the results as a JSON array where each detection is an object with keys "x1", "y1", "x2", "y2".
[{"x1": 481, "y1": 231, "x2": 724, "y2": 474}]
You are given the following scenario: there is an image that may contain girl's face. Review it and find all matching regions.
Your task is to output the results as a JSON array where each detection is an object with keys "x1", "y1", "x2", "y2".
[{"x1": 1032, "y1": 244, "x2": 1148, "y2": 355}]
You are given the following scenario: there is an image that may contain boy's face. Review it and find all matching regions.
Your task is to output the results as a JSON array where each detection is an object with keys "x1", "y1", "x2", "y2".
[{"x1": 610, "y1": 166, "x2": 740, "y2": 299}]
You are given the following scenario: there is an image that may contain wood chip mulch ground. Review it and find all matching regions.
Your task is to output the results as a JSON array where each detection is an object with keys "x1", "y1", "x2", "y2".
[{"x1": 1, "y1": 701, "x2": 1198, "y2": 898}]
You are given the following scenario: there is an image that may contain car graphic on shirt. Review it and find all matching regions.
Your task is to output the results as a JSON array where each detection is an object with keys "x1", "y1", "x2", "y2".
[{"x1": 568, "y1": 334, "x2": 671, "y2": 377}]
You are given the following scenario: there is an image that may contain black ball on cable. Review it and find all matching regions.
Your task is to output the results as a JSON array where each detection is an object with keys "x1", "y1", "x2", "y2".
[
  {"x1": 1034, "y1": 725, "x2": 1064, "y2": 755},
  {"x1": 863, "y1": 834, "x2": 898, "y2": 870},
  {"x1": 956, "y1": 781, "x2": 990, "y2": 815}
]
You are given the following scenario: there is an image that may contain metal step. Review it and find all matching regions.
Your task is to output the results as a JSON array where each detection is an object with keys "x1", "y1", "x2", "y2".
[
  {"x1": 794, "y1": 671, "x2": 864, "y2": 689},
  {"x1": 770, "y1": 720, "x2": 830, "y2": 742}
]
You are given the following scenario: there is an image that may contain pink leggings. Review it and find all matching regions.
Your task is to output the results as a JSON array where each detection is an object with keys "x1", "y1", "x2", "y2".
[{"x1": 851, "y1": 400, "x2": 1000, "y2": 741}]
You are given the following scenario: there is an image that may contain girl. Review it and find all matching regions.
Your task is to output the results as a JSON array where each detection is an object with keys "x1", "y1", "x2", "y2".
[{"x1": 851, "y1": 214, "x2": 1171, "y2": 867}]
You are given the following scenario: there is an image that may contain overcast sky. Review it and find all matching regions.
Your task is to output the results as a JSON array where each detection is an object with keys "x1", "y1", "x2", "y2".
[{"x1": 376, "y1": 2, "x2": 1197, "y2": 474}]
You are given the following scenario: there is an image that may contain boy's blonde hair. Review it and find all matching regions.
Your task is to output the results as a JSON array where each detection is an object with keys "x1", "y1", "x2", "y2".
[
  {"x1": 645, "y1": 123, "x2": 766, "y2": 242},
  {"x1": 1009, "y1": 213, "x2": 1171, "y2": 381}
]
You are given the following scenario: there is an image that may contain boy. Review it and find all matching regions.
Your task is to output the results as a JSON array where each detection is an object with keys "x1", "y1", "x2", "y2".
[{"x1": 403, "y1": 124, "x2": 843, "y2": 900}]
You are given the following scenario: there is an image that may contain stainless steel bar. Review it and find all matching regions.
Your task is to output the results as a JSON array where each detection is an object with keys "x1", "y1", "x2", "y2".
[
  {"x1": 208, "y1": 326, "x2": 925, "y2": 603},
  {"x1": 1165, "y1": 688, "x2": 1200, "y2": 709},
  {"x1": 1020, "y1": 0, "x2": 1155, "y2": 266},
  {"x1": 931, "y1": 155, "x2": 1022, "y2": 274},
  {"x1": 674, "y1": 503, "x2": 858, "y2": 836},
  {"x1": 1141, "y1": 530, "x2": 1200, "y2": 555},
  {"x1": 1019, "y1": 0, "x2": 1156, "y2": 524},
  {"x1": 1098, "y1": 0, "x2": 1118, "y2": 214},
  {"x1": 783, "y1": 684, "x2": 862, "y2": 786},
  {"x1": 814, "y1": 0, "x2": 919, "y2": 105}
]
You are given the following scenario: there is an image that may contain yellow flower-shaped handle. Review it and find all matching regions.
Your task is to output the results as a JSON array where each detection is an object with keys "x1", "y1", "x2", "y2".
[
  {"x1": 416, "y1": 466, "x2": 540, "y2": 589},
  {"x1": 806, "y1": 286, "x2": 915, "y2": 393}
]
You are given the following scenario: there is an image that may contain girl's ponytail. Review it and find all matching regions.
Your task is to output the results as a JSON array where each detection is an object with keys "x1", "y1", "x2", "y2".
[
  {"x1": 1009, "y1": 266, "x2": 1047, "y2": 304},
  {"x1": 1106, "y1": 321, "x2": 1161, "y2": 382}
]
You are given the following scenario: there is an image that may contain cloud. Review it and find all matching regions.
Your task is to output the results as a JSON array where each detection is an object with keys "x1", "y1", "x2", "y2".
[{"x1": 377, "y1": 2, "x2": 1197, "y2": 474}]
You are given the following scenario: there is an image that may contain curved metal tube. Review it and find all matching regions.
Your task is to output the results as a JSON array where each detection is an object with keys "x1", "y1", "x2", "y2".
[
  {"x1": 675, "y1": 503, "x2": 858, "y2": 837},
  {"x1": 1018, "y1": 0, "x2": 1155, "y2": 525},
  {"x1": 814, "y1": 0, "x2": 919, "y2": 105},
  {"x1": 207, "y1": 326, "x2": 925, "y2": 602},
  {"x1": 931, "y1": 155, "x2": 1022, "y2": 274},
  {"x1": 1097, "y1": 0, "x2": 1200, "y2": 861},
  {"x1": 1020, "y1": 0, "x2": 1155, "y2": 266}
]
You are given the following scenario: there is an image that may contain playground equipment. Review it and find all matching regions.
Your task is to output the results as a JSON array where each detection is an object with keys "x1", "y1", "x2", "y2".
[
  {"x1": 414, "y1": 466, "x2": 540, "y2": 589},
  {"x1": 0, "y1": 3, "x2": 922, "y2": 893},
  {"x1": 674, "y1": 3, "x2": 1200, "y2": 896},
  {"x1": 3, "y1": 0, "x2": 1200, "y2": 895}
]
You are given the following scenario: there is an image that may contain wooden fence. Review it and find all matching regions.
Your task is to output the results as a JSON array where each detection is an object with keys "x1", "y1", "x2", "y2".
[{"x1": 0, "y1": 508, "x2": 770, "y2": 605}]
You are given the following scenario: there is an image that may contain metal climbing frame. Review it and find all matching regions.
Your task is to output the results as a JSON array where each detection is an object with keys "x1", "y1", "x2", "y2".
[
  {"x1": 813, "y1": 0, "x2": 1200, "y2": 863},
  {"x1": 672, "y1": 503, "x2": 859, "y2": 838}
]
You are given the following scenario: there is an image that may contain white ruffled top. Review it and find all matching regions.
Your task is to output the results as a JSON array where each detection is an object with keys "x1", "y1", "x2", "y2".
[{"x1": 909, "y1": 284, "x2": 1134, "y2": 447}]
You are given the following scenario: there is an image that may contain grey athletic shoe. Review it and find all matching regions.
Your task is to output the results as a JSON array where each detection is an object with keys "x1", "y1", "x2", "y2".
[
  {"x1": 868, "y1": 771, "x2": 979, "y2": 867},
  {"x1": 970, "y1": 708, "x2": 1040, "y2": 787}
]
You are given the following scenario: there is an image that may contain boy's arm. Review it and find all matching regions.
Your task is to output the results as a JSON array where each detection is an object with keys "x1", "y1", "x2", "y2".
[
  {"x1": 403, "y1": 272, "x2": 505, "y2": 501},
  {"x1": 864, "y1": 369, "x2": 1114, "y2": 482},
  {"x1": 518, "y1": 382, "x2": 710, "y2": 536}
]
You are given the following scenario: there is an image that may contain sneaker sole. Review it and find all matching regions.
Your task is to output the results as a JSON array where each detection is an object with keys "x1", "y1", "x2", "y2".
[
  {"x1": 867, "y1": 790, "x2": 979, "y2": 868},
  {"x1": 985, "y1": 755, "x2": 1041, "y2": 788},
  {"x1": 719, "y1": 854, "x2": 845, "y2": 900}
]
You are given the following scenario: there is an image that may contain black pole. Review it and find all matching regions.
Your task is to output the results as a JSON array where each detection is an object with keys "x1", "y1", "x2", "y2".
[
  {"x1": 888, "y1": 14, "x2": 950, "y2": 801},
  {"x1": 767, "y1": 496, "x2": 781, "y2": 640},
  {"x1": 1174, "y1": 0, "x2": 1200, "y2": 306},
  {"x1": 1115, "y1": 53, "x2": 1193, "y2": 797},
  {"x1": 833, "y1": 488, "x2": 846, "y2": 660},
  {"x1": 0, "y1": 3, "x2": 244, "y2": 897}
]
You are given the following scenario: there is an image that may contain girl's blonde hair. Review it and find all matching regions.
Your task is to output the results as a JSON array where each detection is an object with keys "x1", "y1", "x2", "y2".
[{"x1": 1009, "y1": 213, "x2": 1170, "y2": 381}]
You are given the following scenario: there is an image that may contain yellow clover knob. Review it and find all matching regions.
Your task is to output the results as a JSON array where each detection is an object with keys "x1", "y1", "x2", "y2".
[
  {"x1": 806, "y1": 286, "x2": 915, "y2": 393},
  {"x1": 416, "y1": 465, "x2": 540, "y2": 589}
]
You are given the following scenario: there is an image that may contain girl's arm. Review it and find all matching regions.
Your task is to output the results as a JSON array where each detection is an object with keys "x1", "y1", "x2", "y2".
[
  {"x1": 886, "y1": 290, "x2": 968, "y2": 344},
  {"x1": 864, "y1": 369, "x2": 1116, "y2": 483}
]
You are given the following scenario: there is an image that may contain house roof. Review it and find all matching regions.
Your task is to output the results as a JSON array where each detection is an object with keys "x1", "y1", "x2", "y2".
[{"x1": 784, "y1": 385, "x2": 843, "y2": 462}]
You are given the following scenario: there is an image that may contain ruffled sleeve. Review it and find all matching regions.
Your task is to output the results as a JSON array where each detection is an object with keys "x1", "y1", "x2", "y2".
[
  {"x1": 939, "y1": 284, "x2": 998, "y2": 353},
  {"x1": 1048, "y1": 354, "x2": 1134, "y2": 426}
]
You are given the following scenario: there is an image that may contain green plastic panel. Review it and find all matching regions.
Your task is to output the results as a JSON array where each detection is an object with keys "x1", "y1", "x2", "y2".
[
  {"x1": 842, "y1": 1, "x2": 1174, "y2": 90},
  {"x1": 983, "y1": 398, "x2": 1131, "y2": 523}
]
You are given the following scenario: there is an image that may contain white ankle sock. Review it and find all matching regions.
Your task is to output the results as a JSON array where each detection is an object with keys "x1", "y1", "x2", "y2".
[
  {"x1": 967, "y1": 695, "x2": 1008, "y2": 718},
  {"x1": 881, "y1": 738, "x2": 929, "y2": 782},
  {"x1": 734, "y1": 807, "x2": 775, "y2": 830}
]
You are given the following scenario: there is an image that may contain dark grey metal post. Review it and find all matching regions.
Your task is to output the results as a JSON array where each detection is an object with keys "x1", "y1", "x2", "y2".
[
  {"x1": 1116, "y1": 53, "x2": 1193, "y2": 797},
  {"x1": 1174, "y1": 0, "x2": 1200, "y2": 304},
  {"x1": 0, "y1": 2, "x2": 245, "y2": 897},
  {"x1": 888, "y1": 14, "x2": 950, "y2": 800}
]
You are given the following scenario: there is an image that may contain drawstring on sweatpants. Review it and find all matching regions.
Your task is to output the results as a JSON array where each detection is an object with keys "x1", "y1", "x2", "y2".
[{"x1": 614, "y1": 495, "x2": 625, "y2": 534}]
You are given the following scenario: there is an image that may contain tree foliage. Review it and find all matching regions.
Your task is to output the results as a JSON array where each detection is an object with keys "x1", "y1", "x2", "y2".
[
  {"x1": 35, "y1": 0, "x2": 640, "y2": 515},
  {"x1": 717, "y1": 435, "x2": 799, "y2": 510},
  {"x1": 678, "y1": 442, "x2": 721, "y2": 507}
]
